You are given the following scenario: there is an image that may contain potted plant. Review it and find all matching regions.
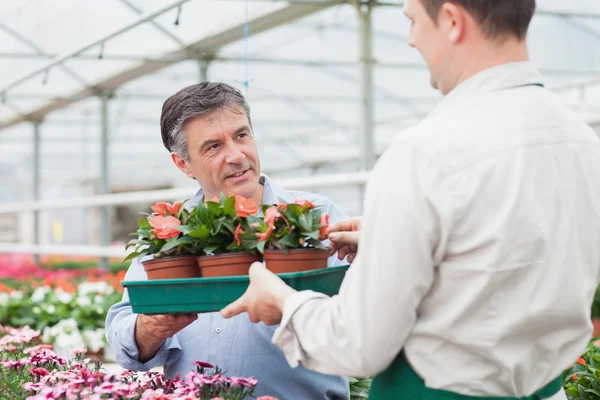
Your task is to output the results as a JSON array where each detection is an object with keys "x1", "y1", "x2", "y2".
[
  {"x1": 178, "y1": 194, "x2": 262, "y2": 277},
  {"x1": 249, "y1": 199, "x2": 330, "y2": 274},
  {"x1": 124, "y1": 201, "x2": 198, "y2": 280}
]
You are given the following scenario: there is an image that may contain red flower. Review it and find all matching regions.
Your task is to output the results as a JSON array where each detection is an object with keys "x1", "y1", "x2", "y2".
[
  {"x1": 264, "y1": 207, "x2": 281, "y2": 228},
  {"x1": 149, "y1": 216, "x2": 181, "y2": 239},
  {"x1": 318, "y1": 213, "x2": 329, "y2": 240},
  {"x1": 576, "y1": 357, "x2": 587, "y2": 366},
  {"x1": 151, "y1": 202, "x2": 182, "y2": 217},
  {"x1": 294, "y1": 199, "x2": 315, "y2": 210},
  {"x1": 572, "y1": 373, "x2": 578, "y2": 380},
  {"x1": 257, "y1": 225, "x2": 274, "y2": 242},
  {"x1": 29, "y1": 367, "x2": 50, "y2": 378},
  {"x1": 234, "y1": 224, "x2": 243, "y2": 246},
  {"x1": 275, "y1": 201, "x2": 288, "y2": 210},
  {"x1": 193, "y1": 361, "x2": 214, "y2": 369},
  {"x1": 235, "y1": 196, "x2": 258, "y2": 218}
]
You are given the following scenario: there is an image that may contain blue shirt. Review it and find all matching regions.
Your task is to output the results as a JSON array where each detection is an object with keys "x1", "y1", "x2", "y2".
[{"x1": 105, "y1": 175, "x2": 350, "y2": 399}]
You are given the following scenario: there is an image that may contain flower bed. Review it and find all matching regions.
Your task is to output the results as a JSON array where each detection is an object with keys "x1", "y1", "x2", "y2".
[{"x1": 0, "y1": 325, "x2": 278, "y2": 399}]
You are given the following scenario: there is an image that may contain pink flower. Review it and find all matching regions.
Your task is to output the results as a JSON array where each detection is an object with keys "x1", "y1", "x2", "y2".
[
  {"x1": 151, "y1": 202, "x2": 182, "y2": 217},
  {"x1": 235, "y1": 196, "x2": 259, "y2": 218},
  {"x1": 275, "y1": 201, "x2": 287, "y2": 210},
  {"x1": 192, "y1": 361, "x2": 214, "y2": 369},
  {"x1": 294, "y1": 199, "x2": 315, "y2": 210},
  {"x1": 29, "y1": 367, "x2": 50, "y2": 378},
  {"x1": 149, "y1": 216, "x2": 181, "y2": 239},
  {"x1": 264, "y1": 207, "x2": 281, "y2": 228},
  {"x1": 257, "y1": 397, "x2": 279, "y2": 400}
]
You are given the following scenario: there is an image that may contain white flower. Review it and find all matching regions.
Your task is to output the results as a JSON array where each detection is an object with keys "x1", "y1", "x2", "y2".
[
  {"x1": 0, "y1": 293, "x2": 9, "y2": 306},
  {"x1": 55, "y1": 289, "x2": 73, "y2": 304},
  {"x1": 76, "y1": 296, "x2": 92, "y2": 308},
  {"x1": 46, "y1": 304, "x2": 56, "y2": 314},
  {"x1": 33, "y1": 306, "x2": 41, "y2": 314},
  {"x1": 10, "y1": 290, "x2": 23, "y2": 300},
  {"x1": 94, "y1": 295, "x2": 103, "y2": 304},
  {"x1": 82, "y1": 329, "x2": 105, "y2": 353},
  {"x1": 78, "y1": 282, "x2": 110, "y2": 296},
  {"x1": 96, "y1": 307, "x2": 103, "y2": 314},
  {"x1": 31, "y1": 286, "x2": 51, "y2": 303},
  {"x1": 54, "y1": 331, "x2": 85, "y2": 359}
]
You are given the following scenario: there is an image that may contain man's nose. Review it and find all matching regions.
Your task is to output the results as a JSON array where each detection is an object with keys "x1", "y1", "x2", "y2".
[{"x1": 225, "y1": 143, "x2": 246, "y2": 164}]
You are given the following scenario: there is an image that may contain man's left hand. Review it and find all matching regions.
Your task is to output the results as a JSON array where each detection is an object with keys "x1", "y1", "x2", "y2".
[{"x1": 220, "y1": 262, "x2": 297, "y2": 325}]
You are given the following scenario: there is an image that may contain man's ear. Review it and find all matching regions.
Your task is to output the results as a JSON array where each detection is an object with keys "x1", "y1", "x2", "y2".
[
  {"x1": 439, "y1": 2, "x2": 466, "y2": 44},
  {"x1": 170, "y1": 152, "x2": 195, "y2": 179}
]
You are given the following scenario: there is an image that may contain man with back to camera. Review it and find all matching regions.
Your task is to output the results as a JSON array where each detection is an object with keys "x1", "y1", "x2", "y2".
[
  {"x1": 221, "y1": 1, "x2": 600, "y2": 399},
  {"x1": 105, "y1": 82, "x2": 350, "y2": 399}
]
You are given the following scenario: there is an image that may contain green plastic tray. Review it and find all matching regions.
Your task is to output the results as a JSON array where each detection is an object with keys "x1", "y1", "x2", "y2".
[{"x1": 122, "y1": 265, "x2": 349, "y2": 315}]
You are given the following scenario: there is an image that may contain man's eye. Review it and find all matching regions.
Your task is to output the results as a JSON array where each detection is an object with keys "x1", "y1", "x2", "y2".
[
  {"x1": 209, "y1": 144, "x2": 220, "y2": 151},
  {"x1": 237, "y1": 133, "x2": 248, "y2": 139}
]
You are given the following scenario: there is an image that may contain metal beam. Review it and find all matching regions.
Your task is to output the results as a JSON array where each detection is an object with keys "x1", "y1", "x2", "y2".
[
  {"x1": 118, "y1": 0, "x2": 185, "y2": 46},
  {"x1": 32, "y1": 120, "x2": 41, "y2": 265},
  {"x1": 0, "y1": 0, "x2": 193, "y2": 97},
  {"x1": 0, "y1": 1, "x2": 338, "y2": 131},
  {"x1": 357, "y1": 0, "x2": 375, "y2": 171},
  {"x1": 536, "y1": 9, "x2": 600, "y2": 20},
  {"x1": 100, "y1": 93, "x2": 111, "y2": 269}
]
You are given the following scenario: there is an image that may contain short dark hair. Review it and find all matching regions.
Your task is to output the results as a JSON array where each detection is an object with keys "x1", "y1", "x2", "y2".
[
  {"x1": 421, "y1": 0, "x2": 536, "y2": 40},
  {"x1": 160, "y1": 82, "x2": 252, "y2": 161}
]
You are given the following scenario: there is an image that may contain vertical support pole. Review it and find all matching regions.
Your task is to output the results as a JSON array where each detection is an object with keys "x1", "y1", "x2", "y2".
[
  {"x1": 357, "y1": 0, "x2": 374, "y2": 211},
  {"x1": 32, "y1": 120, "x2": 41, "y2": 265},
  {"x1": 100, "y1": 93, "x2": 112, "y2": 270},
  {"x1": 198, "y1": 59, "x2": 210, "y2": 82}
]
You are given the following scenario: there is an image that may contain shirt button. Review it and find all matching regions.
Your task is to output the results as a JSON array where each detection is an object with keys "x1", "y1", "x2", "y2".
[{"x1": 215, "y1": 327, "x2": 222, "y2": 333}]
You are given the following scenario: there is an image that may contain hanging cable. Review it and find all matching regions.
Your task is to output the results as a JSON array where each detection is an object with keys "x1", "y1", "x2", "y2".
[
  {"x1": 42, "y1": 69, "x2": 49, "y2": 85},
  {"x1": 98, "y1": 42, "x2": 105, "y2": 59},
  {"x1": 174, "y1": 5, "x2": 183, "y2": 26},
  {"x1": 243, "y1": 0, "x2": 250, "y2": 95}
]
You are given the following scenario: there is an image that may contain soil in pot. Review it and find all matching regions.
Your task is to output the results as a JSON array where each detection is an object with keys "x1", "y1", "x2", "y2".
[
  {"x1": 197, "y1": 252, "x2": 263, "y2": 277},
  {"x1": 143, "y1": 255, "x2": 200, "y2": 280},
  {"x1": 264, "y1": 248, "x2": 329, "y2": 274}
]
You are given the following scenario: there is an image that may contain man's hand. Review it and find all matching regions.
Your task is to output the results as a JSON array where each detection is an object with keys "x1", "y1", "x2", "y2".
[
  {"x1": 135, "y1": 313, "x2": 197, "y2": 362},
  {"x1": 327, "y1": 216, "x2": 362, "y2": 263},
  {"x1": 220, "y1": 262, "x2": 296, "y2": 325}
]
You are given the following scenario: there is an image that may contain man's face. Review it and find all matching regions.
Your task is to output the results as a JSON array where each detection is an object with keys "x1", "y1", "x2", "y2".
[
  {"x1": 404, "y1": 0, "x2": 449, "y2": 92},
  {"x1": 175, "y1": 107, "x2": 261, "y2": 200}
]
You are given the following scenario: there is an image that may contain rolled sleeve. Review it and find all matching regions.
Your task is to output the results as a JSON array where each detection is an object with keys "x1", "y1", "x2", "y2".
[{"x1": 105, "y1": 258, "x2": 184, "y2": 371}]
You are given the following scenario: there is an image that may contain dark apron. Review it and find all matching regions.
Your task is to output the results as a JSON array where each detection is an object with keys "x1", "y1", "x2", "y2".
[{"x1": 369, "y1": 353, "x2": 562, "y2": 400}]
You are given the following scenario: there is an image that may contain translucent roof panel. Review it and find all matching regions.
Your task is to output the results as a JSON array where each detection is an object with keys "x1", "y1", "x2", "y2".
[{"x1": 0, "y1": 0, "x2": 599, "y2": 215}]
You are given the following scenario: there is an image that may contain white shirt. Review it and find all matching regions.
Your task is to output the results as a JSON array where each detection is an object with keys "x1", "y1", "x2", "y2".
[{"x1": 272, "y1": 62, "x2": 600, "y2": 399}]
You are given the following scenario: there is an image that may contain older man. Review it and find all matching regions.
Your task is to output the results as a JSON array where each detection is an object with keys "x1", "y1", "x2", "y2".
[
  {"x1": 105, "y1": 82, "x2": 349, "y2": 399},
  {"x1": 222, "y1": 1, "x2": 600, "y2": 399}
]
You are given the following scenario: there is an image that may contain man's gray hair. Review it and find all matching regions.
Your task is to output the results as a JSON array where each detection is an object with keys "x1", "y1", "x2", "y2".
[{"x1": 160, "y1": 82, "x2": 252, "y2": 161}]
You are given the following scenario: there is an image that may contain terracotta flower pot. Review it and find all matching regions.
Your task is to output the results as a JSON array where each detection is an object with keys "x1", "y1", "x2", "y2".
[
  {"x1": 264, "y1": 248, "x2": 329, "y2": 274},
  {"x1": 197, "y1": 252, "x2": 263, "y2": 277},
  {"x1": 142, "y1": 255, "x2": 200, "y2": 280}
]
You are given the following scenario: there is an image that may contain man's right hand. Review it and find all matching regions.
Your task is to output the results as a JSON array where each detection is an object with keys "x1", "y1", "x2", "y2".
[
  {"x1": 327, "y1": 216, "x2": 362, "y2": 263},
  {"x1": 135, "y1": 313, "x2": 198, "y2": 362}
]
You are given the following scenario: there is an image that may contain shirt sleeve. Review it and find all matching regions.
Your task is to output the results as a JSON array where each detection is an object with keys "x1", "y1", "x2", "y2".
[
  {"x1": 272, "y1": 141, "x2": 456, "y2": 377},
  {"x1": 104, "y1": 258, "x2": 184, "y2": 371}
]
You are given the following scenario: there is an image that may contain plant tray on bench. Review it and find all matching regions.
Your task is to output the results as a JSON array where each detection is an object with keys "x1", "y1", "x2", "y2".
[{"x1": 122, "y1": 265, "x2": 349, "y2": 315}]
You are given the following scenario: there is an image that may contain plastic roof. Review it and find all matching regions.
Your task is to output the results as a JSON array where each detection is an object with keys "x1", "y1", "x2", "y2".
[{"x1": 0, "y1": 0, "x2": 600, "y2": 211}]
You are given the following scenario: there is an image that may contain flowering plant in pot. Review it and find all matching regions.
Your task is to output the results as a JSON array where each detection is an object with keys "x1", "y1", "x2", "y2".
[
  {"x1": 248, "y1": 199, "x2": 330, "y2": 274},
  {"x1": 124, "y1": 201, "x2": 198, "y2": 280},
  {"x1": 177, "y1": 194, "x2": 262, "y2": 277}
]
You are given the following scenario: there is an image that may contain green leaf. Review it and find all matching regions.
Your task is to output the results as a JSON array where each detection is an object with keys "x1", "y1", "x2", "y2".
[
  {"x1": 223, "y1": 196, "x2": 236, "y2": 217},
  {"x1": 299, "y1": 213, "x2": 312, "y2": 232},
  {"x1": 160, "y1": 236, "x2": 194, "y2": 253},
  {"x1": 212, "y1": 219, "x2": 223, "y2": 235},
  {"x1": 277, "y1": 233, "x2": 301, "y2": 249},
  {"x1": 257, "y1": 240, "x2": 266, "y2": 254},
  {"x1": 203, "y1": 245, "x2": 219, "y2": 255},
  {"x1": 123, "y1": 251, "x2": 141, "y2": 263},
  {"x1": 188, "y1": 225, "x2": 211, "y2": 240},
  {"x1": 206, "y1": 201, "x2": 222, "y2": 216},
  {"x1": 139, "y1": 219, "x2": 151, "y2": 229},
  {"x1": 305, "y1": 230, "x2": 320, "y2": 240}
]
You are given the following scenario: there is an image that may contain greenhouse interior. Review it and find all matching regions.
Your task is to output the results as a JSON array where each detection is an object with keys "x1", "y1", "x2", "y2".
[{"x1": 1, "y1": 0, "x2": 600, "y2": 399}]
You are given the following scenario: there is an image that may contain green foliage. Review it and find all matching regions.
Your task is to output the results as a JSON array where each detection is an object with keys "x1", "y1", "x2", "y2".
[{"x1": 349, "y1": 377, "x2": 372, "y2": 400}]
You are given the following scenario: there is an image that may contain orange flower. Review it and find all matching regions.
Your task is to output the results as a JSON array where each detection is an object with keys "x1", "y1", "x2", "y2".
[
  {"x1": 318, "y1": 213, "x2": 329, "y2": 240},
  {"x1": 275, "y1": 201, "x2": 288, "y2": 210},
  {"x1": 256, "y1": 225, "x2": 274, "y2": 242},
  {"x1": 151, "y1": 202, "x2": 182, "y2": 217},
  {"x1": 572, "y1": 373, "x2": 578, "y2": 381},
  {"x1": 234, "y1": 224, "x2": 243, "y2": 246},
  {"x1": 576, "y1": 357, "x2": 587, "y2": 366},
  {"x1": 294, "y1": 199, "x2": 315, "y2": 210},
  {"x1": 149, "y1": 216, "x2": 181, "y2": 239},
  {"x1": 595, "y1": 340, "x2": 600, "y2": 347},
  {"x1": 235, "y1": 196, "x2": 258, "y2": 218},
  {"x1": 264, "y1": 207, "x2": 281, "y2": 228}
]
